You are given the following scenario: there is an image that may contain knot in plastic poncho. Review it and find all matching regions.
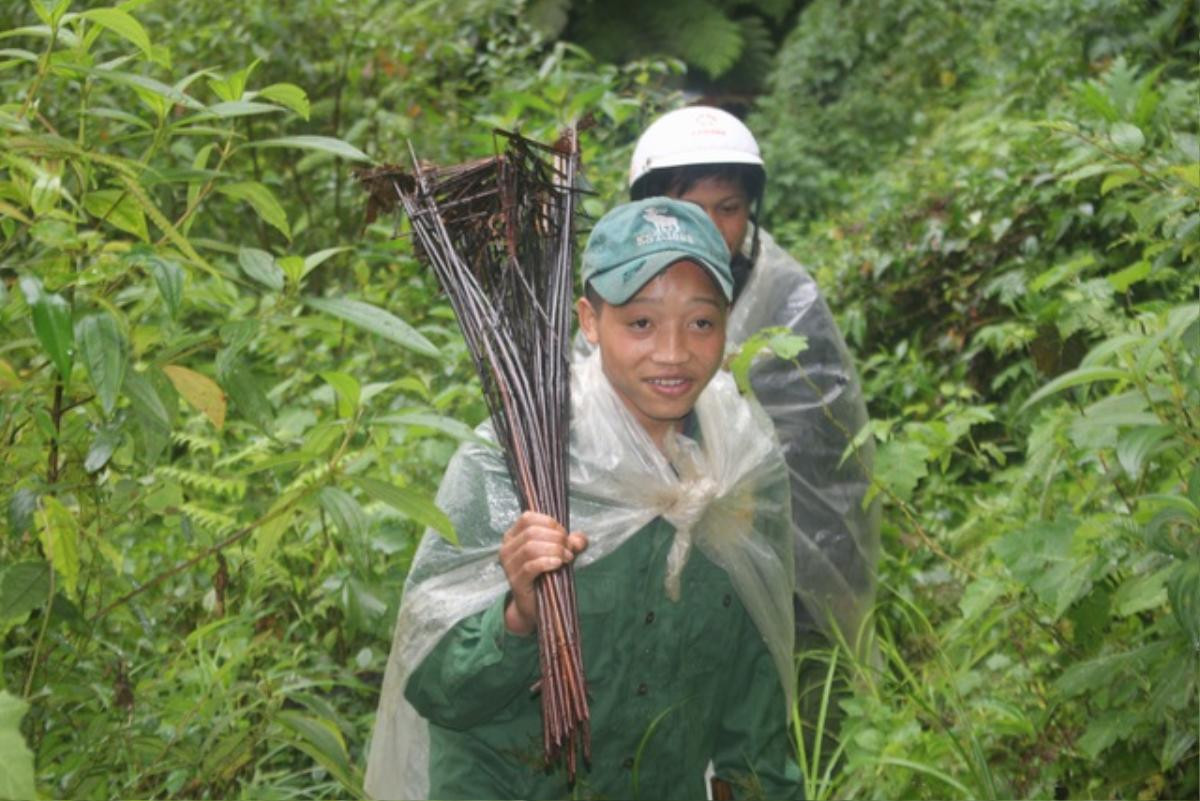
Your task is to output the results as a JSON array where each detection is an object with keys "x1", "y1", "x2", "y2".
[{"x1": 364, "y1": 350, "x2": 794, "y2": 800}]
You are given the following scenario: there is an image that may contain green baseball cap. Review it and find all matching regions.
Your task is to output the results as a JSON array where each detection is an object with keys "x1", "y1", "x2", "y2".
[{"x1": 581, "y1": 197, "x2": 733, "y2": 305}]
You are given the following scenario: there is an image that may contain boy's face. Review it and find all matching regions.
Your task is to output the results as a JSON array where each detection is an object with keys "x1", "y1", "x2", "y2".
[
  {"x1": 577, "y1": 260, "x2": 727, "y2": 447},
  {"x1": 670, "y1": 176, "x2": 750, "y2": 256}
]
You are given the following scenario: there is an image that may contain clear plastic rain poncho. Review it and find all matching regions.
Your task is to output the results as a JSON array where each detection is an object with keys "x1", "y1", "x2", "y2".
[
  {"x1": 730, "y1": 226, "x2": 879, "y2": 649},
  {"x1": 364, "y1": 350, "x2": 795, "y2": 800},
  {"x1": 573, "y1": 226, "x2": 879, "y2": 651}
]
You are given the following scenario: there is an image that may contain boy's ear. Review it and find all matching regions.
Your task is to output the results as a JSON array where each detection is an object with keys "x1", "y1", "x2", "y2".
[{"x1": 576, "y1": 297, "x2": 600, "y2": 345}]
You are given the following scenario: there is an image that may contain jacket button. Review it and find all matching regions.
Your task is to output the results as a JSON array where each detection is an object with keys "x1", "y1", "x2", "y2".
[
  {"x1": 645, "y1": 611, "x2": 655, "y2": 624},
  {"x1": 637, "y1": 682, "x2": 648, "y2": 695},
  {"x1": 722, "y1": 594, "x2": 732, "y2": 607}
]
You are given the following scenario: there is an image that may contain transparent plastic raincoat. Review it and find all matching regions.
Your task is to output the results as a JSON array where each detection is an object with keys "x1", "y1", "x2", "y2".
[
  {"x1": 730, "y1": 226, "x2": 879, "y2": 648},
  {"x1": 574, "y1": 227, "x2": 879, "y2": 649},
  {"x1": 364, "y1": 351, "x2": 796, "y2": 799}
]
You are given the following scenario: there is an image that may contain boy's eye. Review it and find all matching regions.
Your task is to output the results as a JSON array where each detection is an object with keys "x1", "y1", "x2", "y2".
[{"x1": 628, "y1": 318, "x2": 651, "y2": 330}]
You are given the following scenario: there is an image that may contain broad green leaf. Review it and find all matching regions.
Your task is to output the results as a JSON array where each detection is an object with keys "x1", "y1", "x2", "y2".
[
  {"x1": 237, "y1": 247, "x2": 285, "y2": 291},
  {"x1": 256, "y1": 83, "x2": 310, "y2": 119},
  {"x1": 0, "y1": 561, "x2": 50, "y2": 629},
  {"x1": 1115, "y1": 424, "x2": 1172, "y2": 477},
  {"x1": 84, "y1": 424, "x2": 122, "y2": 473},
  {"x1": 248, "y1": 135, "x2": 371, "y2": 163},
  {"x1": 1168, "y1": 163, "x2": 1200, "y2": 188},
  {"x1": 163, "y1": 364, "x2": 227, "y2": 429},
  {"x1": 122, "y1": 368, "x2": 172, "y2": 464},
  {"x1": 0, "y1": 691, "x2": 35, "y2": 801},
  {"x1": 1106, "y1": 259, "x2": 1150, "y2": 292},
  {"x1": 202, "y1": 100, "x2": 285, "y2": 119},
  {"x1": 84, "y1": 66, "x2": 205, "y2": 111},
  {"x1": 0, "y1": 199, "x2": 31, "y2": 225},
  {"x1": 7, "y1": 489, "x2": 38, "y2": 538},
  {"x1": 1019, "y1": 366, "x2": 1131, "y2": 411},
  {"x1": 78, "y1": 7, "x2": 152, "y2": 57},
  {"x1": 82, "y1": 188, "x2": 148, "y2": 240},
  {"x1": 1167, "y1": 557, "x2": 1200, "y2": 649},
  {"x1": 318, "y1": 486, "x2": 368, "y2": 542},
  {"x1": 319, "y1": 371, "x2": 360, "y2": 419},
  {"x1": 220, "y1": 183, "x2": 290, "y2": 240},
  {"x1": 1077, "y1": 710, "x2": 1129, "y2": 759},
  {"x1": 147, "y1": 254, "x2": 183, "y2": 317},
  {"x1": 20, "y1": 276, "x2": 73, "y2": 384},
  {"x1": 302, "y1": 246, "x2": 352, "y2": 278},
  {"x1": 1099, "y1": 168, "x2": 1139, "y2": 195},
  {"x1": 353, "y1": 476, "x2": 455, "y2": 545},
  {"x1": 304, "y1": 297, "x2": 438, "y2": 358},
  {"x1": 275, "y1": 711, "x2": 360, "y2": 795},
  {"x1": 1112, "y1": 567, "x2": 1169, "y2": 617},
  {"x1": 372, "y1": 411, "x2": 492, "y2": 446},
  {"x1": 870, "y1": 439, "x2": 930, "y2": 504},
  {"x1": 76, "y1": 312, "x2": 128, "y2": 415},
  {"x1": 218, "y1": 358, "x2": 274, "y2": 434},
  {"x1": 36, "y1": 495, "x2": 79, "y2": 600},
  {"x1": 1109, "y1": 121, "x2": 1145, "y2": 153}
]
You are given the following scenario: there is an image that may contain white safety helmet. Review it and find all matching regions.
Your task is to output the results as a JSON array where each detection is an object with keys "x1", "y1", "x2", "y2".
[{"x1": 628, "y1": 106, "x2": 765, "y2": 191}]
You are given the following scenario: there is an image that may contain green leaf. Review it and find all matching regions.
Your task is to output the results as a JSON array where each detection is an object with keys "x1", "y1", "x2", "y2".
[
  {"x1": 82, "y1": 188, "x2": 149, "y2": 240},
  {"x1": 0, "y1": 561, "x2": 51, "y2": 630},
  {"x1": 1115, "y1": 424, "x2": 1172, "y2": 477},
  {"x1": 1019, "y1": 366, "x2": 1131, "y2": 411},
  {"x1": 1112, "y1": 567, "x2": 1169, "y2": 617},
  {"x1": 1077, "y1": 710, "x2": 1130, "y2": 758},
  {"x1": 147, "y1": 255, "x2": 184, "y2": 317},
  {"x1": 318, "y1": 487, "x2": 368, "y2": 543},
  {"x1": 200, "y1": 100, "x2": 284, "y2": 119},
  {"x1": 220, "y1": 183, "x2": 290, "y2": 240},
  {"x1": 0, "y1": 691, "x2": 35, "y2": 801},
  {"x1": 1106, "y1": 259, "x2": 1150, "y2": 292},
  {"x1": 122, "y1": 368, "x2": 172, "y2": 464},
  {"x1": 1099, "y1": 168, "x2": 1139, "y2": 195},
  {"x1": 352, "y1": 476, "x2": 456, "y2": 545},
  {"x1": 218, "y1": 357, "x2": 274, "y2": 434},
  {"x1": 302, "y1": 246, "x2": 352, "y2": 278},
  {"x1": 275, "y1": 711, "x2": 361, "y2": 796},
  {"x1": 78, "y1": 7, "x2": 152, "y2": 57},
  {"x1": 1167, "y1": 557, "x2": 1200, "y2": 649},
  {"x1": 303, "y1": 297, "x2": 438, "y2": 358},
  {"x1": 84, "y1": 424, "x2": 122, "y2": 473},
  {"x1": 36, "y1": 495, "x2": 79, "y2": 600},
  {"x1": 1109, "y1": 121, "x2": 1145, "y2": 153},
  {"x1": 256, "y1": 83, "x2": 310, "y2": 119},
  {"x1": 20, "y1": 276, "x2": 73, "y2": 384},
  {"x1": 236, "y1": 247, "x2": 285, "y2": 291},
  {"x1": 248, "y1": 135, "x2": 372, "y2": 163},
  {"x1": 76, "y1": 312, "x2": 128, "y2": 415},
  {"x1": 371, "y1": 411, "x2": 492, "y2": 446},
  {"x1": 871, "y1": 439, "x2": 930, "y2": 503},
  {"x1": 320, "y1": 371, "x2": 360, "y2": 419}
]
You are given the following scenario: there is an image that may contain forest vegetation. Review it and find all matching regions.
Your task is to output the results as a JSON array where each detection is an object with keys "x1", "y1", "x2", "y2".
[{"x1": 1, "y1": 0, "x2": 1197, "y2": 798}]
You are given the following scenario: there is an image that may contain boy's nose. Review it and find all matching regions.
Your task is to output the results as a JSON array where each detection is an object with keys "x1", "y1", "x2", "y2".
[{"x1": 653, "y1": 328, "x2": 688, "y2": 364}]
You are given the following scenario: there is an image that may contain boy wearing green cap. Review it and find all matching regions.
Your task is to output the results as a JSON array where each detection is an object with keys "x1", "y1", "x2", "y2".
[{"x1": 365, "y1": 198, "x2": 803, "y2": 800}]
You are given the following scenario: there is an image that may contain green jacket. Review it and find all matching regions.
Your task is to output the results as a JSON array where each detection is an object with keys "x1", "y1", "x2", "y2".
[{"x1": 405, "y1": 516, "x2": 805, "y2": 800}]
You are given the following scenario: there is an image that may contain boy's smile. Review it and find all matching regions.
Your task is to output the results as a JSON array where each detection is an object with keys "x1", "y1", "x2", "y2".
[{"x1": 577, "y1": 260, "x2": 727, "y2": 448}]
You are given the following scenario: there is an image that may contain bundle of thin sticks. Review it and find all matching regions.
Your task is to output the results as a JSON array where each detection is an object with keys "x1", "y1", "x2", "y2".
[{"x1": 358, "y1": 128, "x2": 590, "y2": 778}]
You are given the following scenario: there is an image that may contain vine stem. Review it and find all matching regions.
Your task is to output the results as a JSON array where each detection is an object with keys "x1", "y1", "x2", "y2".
[
  {"x1": 89, "y1": 485, "x2": 316, "y2": 622},
  {"x1": 23, "y1": 569, "x2": 56, "y2": 699}
]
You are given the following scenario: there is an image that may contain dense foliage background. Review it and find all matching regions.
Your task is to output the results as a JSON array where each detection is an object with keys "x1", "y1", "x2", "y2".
[{"x1": 1, "y1": 0, "x2": 1196, "y2": 798}]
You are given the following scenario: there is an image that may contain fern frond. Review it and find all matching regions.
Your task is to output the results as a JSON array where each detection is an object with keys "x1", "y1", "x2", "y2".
[
  {"x1": 283, "y1": 462, "x2": 332, "y2": 496},
  {"x1": 157, "y1": 466, "x2": 247, "y2": 500},
  {"x1": 213, "y1": 439, "x2": 274, "y2": 470},
  {"x1": 179, "y1": 503, "x2": 239, "y2": 537},
  {"x1": 649, "y1": 1, "x2": 743, "y2": 78},
  {"x1": 172, "y1": 430, "x2": 220, "y2": 457}
]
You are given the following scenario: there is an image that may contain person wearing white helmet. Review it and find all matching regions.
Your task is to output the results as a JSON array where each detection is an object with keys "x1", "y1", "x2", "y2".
[{"x1": 629, "y1": 105, "x2": 880, "y2": 658}]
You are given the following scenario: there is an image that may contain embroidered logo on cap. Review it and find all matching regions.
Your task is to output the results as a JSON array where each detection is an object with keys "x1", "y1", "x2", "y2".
[{"x1": 636, "y1": 207, "x2": 695, "y2": 246}]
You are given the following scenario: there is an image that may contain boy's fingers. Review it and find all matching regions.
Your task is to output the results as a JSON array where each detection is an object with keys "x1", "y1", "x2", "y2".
[{"x1": 567, "y1": 531, "x2": 588, "y2": 553}]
